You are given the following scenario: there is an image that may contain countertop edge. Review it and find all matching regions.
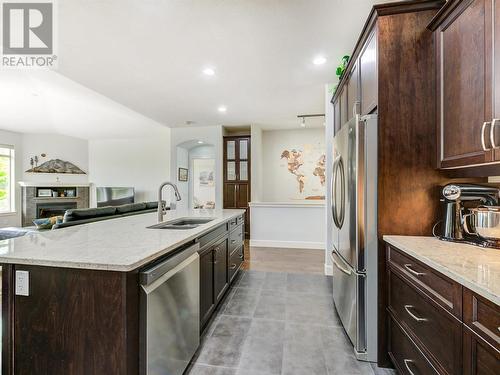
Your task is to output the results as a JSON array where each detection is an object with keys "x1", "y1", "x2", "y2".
[
  {"x1": 383, "y1": 235, "x2": 500, "y2": 306},
  {"x1": 0, "y1": 210, "x2": 245, "y2": 272}
]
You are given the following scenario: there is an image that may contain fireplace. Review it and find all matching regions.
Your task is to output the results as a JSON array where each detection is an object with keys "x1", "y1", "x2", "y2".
[
  {"x1": 36, "y1": 202, "x2": 77, "y2": 219},
  {"x1": 20, "y1": 184, "x2": 89, "y2": 227}
]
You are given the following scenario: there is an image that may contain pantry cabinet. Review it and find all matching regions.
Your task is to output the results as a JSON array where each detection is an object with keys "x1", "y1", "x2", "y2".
[{"x1": 429, "y1": 0, "x2": 500, "y2": 168}]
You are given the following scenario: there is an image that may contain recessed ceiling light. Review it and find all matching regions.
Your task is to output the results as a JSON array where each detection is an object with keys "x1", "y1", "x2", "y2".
[
  {"x1": 218, "y1": 106, "x2": 227, "y2": 113},
  {"x1": 197, "y1": 140, "x2": 204, "y2": 144},
  {"x1": 203, "y1": 67, "x2": 215, "y2": 76},
  {"x1": 313, "y1": 56, "x2": 327, "y2": 65}
]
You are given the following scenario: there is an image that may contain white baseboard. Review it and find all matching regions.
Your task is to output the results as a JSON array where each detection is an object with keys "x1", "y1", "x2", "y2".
[
  {"x1": 324, "y1": 263, "x2": 333, "y2": 276},
  {"x1": 249, "y1": 239, "x2": 325, "y2": 250}
]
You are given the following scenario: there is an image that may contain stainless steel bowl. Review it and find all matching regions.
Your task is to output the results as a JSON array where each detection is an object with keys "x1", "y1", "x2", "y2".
[{"x1": 463, "y1": 207, "x2": 500, "y2": 240}]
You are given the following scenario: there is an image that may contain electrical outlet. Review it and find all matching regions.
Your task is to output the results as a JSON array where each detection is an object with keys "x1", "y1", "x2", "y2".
[{"x1": 15, "y1": 270, "x2": 29, "y2": 296}]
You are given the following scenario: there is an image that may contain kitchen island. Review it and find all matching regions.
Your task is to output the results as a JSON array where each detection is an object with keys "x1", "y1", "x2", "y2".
[{"x1": 0, "y1": 209, "x2": 246, "y2": 375}]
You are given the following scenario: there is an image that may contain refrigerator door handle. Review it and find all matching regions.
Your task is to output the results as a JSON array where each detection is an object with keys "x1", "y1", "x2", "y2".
[
  {"x1": 331, "y1": 250, "x2": 366, "y2": 277},
  {"x1": 331, "y1": 250, "x2": 351, "y2": 275},
  {"x1": 332, "y1": 156, "x2": 345, "y2": 229},
  {"x1": 331, "y1": 156, "x2": 340, "y2": 228},
  {"x1": 337, "y1": 156, "x2": 345, "y2": 228}
]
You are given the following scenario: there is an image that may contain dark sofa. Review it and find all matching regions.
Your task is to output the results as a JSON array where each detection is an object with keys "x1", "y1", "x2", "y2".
[{"x1": 52, "y1": 201, "x2": 161, "y2": 229}]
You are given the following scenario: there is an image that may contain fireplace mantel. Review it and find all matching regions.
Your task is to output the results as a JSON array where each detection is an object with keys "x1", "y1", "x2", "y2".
[{"x1": 19, "y1": 182, "x2": 90, "y2": 188}]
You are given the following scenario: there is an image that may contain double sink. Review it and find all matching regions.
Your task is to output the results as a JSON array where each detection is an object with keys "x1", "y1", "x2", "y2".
[{"x1": 148, "y1": 217, "x2": 214, "y2": 230}]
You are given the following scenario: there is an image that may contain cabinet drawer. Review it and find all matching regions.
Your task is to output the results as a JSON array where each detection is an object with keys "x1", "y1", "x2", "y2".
[
  {"x1": 199, "y1": 224, "x2": 227, "y2": 249},
  {"x1": 229, "y1": 224, "x2": 244, "y2": 253},
  {"x1": 236, "y1": 215, "x2": 244, "y2": 226},
  {"x1": 464, "y1": 288, "x2": 500, "y2": 351},
  {"x1": 229, "y1": 245, "x2": 244, "y2": 283},
  {"x1": 387, "y1": 245, "x2": 462, "y2": 317},
  {"x1": 389, "y1": 316, "x2": 440, "y2": 375},
  {"x1": 388, "y1": 270, "x2": 462, "y2": 374},
  {"x1": 228, "y1": 216, "x2": 239, "y2": 231}
]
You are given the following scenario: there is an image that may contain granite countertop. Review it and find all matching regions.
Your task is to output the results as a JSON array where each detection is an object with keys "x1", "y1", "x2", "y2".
[
  {"x1": 0, "y1": 209, "x2": 245, "y2": 272},
  {"x1": 383, "y1": 235, "x2": 500, "y2": 306}
]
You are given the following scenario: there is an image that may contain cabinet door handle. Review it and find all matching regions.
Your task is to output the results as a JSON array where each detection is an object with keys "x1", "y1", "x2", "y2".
[
  {"x1": 230, "y1": 263, "x2": 237, "y2": 270},
  {"x1": 352, "y1": 100, "x2": 360, "y2": 118},
  {"x1": 404, "y1": 305, "x2": 428, "y2": 322},
  {"x1": 231, "y1": 239, "x2": 236, "y2": 244},
  {"x1": 404, "y1": 264, "x2": 425, "y2": 277},
  {"x1": 403, "y1": 359, "x2": 416, "y2": 375},
  {"x1": 490, "y1": 119, "x2": 499, "y2": 149},
  {"x1": 482, "y1": 121, "x2": 492, "y2": 151}
]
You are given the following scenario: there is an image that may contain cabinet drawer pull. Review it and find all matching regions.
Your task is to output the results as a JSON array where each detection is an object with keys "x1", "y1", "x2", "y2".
[
  {"x1": 404, "y1": 305, "x2": 428, "y2": 322},
  {"x1": 230, "y1": 263, "x2": 237, "y2": 270},
  {"x1": 404, "y1": 264, "x2": 425, "y2": 277},
  {"x1": 403, "y1": 359, "x2": 416, "y2": 375},
  {"x1": 491, "y1": 119, "x2": 499, "y2": 149},
  {"x1": 482, "y1": 121, "x2": 492, "y2": 151}
]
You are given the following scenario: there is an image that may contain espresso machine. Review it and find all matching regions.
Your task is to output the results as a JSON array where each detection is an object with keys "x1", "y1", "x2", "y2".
[{"x1": 435, "y1": 184, "x2": 500, "y2": 248}]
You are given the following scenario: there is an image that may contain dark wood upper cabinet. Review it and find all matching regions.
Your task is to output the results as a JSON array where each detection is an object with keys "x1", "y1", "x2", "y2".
[
  {"x1": 333, "y1": 97, "x2": 341, "y2": 134},
  {"x1": 430, "y1": 0, "x2": 499, "y2": 168},
  {"x1": 346, "y1": 61, "x2": 360, "y2": 121},
  {"x1": 340, "y1": 85, "x2": 348, "y2": 126},
  {"x1": 360, "y1": 31, "x2": 377, "y2": 115}
]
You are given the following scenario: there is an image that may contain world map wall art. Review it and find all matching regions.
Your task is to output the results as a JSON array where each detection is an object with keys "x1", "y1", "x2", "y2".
[{"x1": 280, "y1": 143, "x2": 325, "y2": 200}]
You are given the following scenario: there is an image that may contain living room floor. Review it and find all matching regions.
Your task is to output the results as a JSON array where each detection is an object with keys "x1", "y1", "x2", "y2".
[{"x1": 186, "y1": 245, "x2": 394, "y2": 375}]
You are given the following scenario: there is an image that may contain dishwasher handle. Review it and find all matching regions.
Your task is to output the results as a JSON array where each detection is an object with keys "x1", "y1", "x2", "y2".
[{"x1": 140, "y1": 242, "x2": 200, "y2": 286}]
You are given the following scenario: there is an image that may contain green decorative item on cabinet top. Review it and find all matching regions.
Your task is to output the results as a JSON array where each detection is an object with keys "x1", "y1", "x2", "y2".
[
  {"x1": 336, "y1": 55, "x2": 350, "y2": 79},
  {"x1": 331, "y1": 55, "x2": 350, "y2": 96}
]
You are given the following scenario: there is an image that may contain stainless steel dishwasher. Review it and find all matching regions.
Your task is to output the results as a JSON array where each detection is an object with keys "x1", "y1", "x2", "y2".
[{"x1": 140, "y1": 242, "x2": 200, "y2": 375}]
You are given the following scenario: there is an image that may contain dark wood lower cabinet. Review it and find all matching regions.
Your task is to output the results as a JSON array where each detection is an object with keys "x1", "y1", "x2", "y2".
[
  {"x1": 213, "y1": 237, "x2": 229, "y2": 302},
  {"x1": 388, "y1": 316, "x2": 440, "y2": 375},
  {"x1": 199, "y1": 247, "x2": 215, "y2": 327},
  {"x1": 199, "y1": 219, "x2": 244, "y2": 330},
  {"x1": 2, "y1": 265, "x2": 139, "y2": 375},
  {"x1": 386, "y1": 244, "x2": 500, "y2": 375},
  {"x1": 463, "y1": 327, "x2": 500, "y2": 375}
]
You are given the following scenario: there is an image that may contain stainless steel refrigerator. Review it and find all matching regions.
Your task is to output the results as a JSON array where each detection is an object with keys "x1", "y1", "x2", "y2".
[{"x1": 330, "y1": 114, "x2": 378, "y2": 362}]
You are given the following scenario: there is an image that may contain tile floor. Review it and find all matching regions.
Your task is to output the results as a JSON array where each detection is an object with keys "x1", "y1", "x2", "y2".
[{"x1": 186, "y1": 270, "x2": 394, "y2": 375}]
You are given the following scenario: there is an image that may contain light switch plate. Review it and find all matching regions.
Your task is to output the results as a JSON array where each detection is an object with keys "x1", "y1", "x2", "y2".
[{"x1": 15, "y1": 270, "x2": 29, "y2": 296}]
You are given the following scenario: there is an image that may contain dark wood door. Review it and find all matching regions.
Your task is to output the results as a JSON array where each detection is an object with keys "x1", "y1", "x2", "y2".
[
  {"x1": 333, "y1": 97, "x2": 341, "y2": 134},
  {"x1": 199, "y1": 248, "x2": 215, "y2": 328},
  {"x1": 346, "y1": 61, "x2": 359, "y2": 121},
  {"x1": 463, "y1": 327, "x2": 500, "y2": 375},
  {"x1": 223, "y1": 136, "x2": 251, "y2": 237},
  {"x1": 340, "y1": 85, "x2": 348, "y2": 126},
  {"x1": 436, "y1": 0, "x2": 495, "y2": 168},
  {"x1": 213, "y1": 238, "x2": 228, "y2": 303},
  {"x1": 360, "y1": 30, "x2": 377, "y2": 115}
]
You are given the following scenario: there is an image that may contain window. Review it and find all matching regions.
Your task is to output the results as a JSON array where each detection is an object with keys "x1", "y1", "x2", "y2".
[{"x1": 0, "y1": 145, "x2": 15, "y2": 213}]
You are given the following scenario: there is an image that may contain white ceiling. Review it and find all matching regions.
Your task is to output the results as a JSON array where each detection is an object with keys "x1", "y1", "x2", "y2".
[{"x1": 1, "y1": 0, "x2": 388, "y2": 138}]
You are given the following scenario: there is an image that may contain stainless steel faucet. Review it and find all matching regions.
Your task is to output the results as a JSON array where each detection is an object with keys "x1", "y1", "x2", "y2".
[{"x1": 158, "y1": 182, "x2": 182, "y2": 222}]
